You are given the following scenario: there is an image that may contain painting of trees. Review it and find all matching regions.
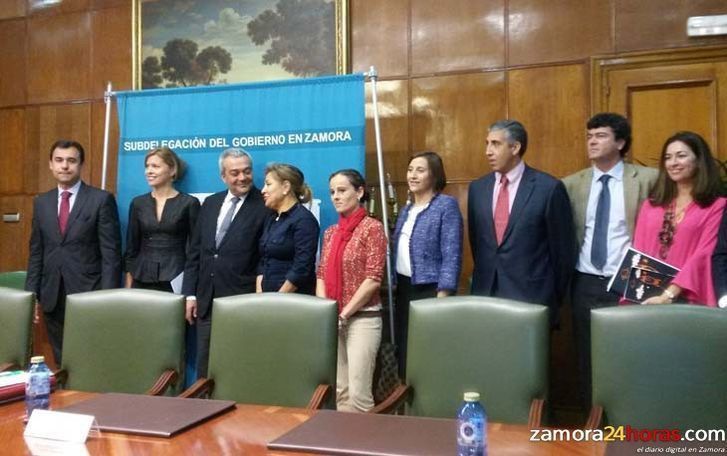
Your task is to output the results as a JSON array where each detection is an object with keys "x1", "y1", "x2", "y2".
[
  {"x1": 142, "y1": 39, "x2": 232, "y2": 89},
  {"x1": 247, "y1": 0, "x2": 335, "y2": 77},
  {"x1": 137, "y1": 0, "x2": 343, "y2": 89}
]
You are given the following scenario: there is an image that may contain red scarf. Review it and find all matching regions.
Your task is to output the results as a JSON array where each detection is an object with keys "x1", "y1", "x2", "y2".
[{"x1": 325, "y1": 206, "x2": 367, "y2": 311}]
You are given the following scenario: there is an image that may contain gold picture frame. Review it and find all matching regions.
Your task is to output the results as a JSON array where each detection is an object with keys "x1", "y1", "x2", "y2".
[{"x1": 132, "y1": 0, "x2": 349, "y2": 90}]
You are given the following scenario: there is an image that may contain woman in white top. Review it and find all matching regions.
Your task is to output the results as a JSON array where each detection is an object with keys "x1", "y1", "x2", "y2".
[{"x1": 391, "y1": 151, "x2": 463, "y2": 377}]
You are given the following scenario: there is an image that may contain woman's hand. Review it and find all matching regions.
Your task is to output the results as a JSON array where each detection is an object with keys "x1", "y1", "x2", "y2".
[{"x1": 642, "y1": 294, "x2": 672, "y2": 305}]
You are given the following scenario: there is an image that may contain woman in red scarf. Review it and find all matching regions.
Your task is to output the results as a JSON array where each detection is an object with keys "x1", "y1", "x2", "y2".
[{"x1": 316, "y1": 169, "x2": 387, "y2": 412}]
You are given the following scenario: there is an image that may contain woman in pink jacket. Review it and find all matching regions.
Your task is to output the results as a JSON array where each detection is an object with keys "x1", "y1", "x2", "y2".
[{"x1": 632, "y1": 131, "x2": 725, "y2": 306}]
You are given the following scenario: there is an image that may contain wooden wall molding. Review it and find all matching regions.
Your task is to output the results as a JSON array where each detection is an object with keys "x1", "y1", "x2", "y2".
[{"x1": 591, "y1": 44, "x2": 727, "y2": 113}]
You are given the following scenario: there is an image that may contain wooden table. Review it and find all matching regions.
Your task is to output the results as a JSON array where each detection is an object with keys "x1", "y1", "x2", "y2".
[{"x1": 0, "y1": 391, "x2": 606, "y2": 455}]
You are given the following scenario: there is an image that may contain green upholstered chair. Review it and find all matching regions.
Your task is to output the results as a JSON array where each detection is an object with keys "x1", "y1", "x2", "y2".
[
  {"x1": 58, "y1": 288, "x2": 185, "y2": 395},
  {"x1": 0, "y1": 287, "x2": 34, "y2": 372},
  {"x1": 375, "y1": 296, "x2": 548, "y2": 427},
  {"x1": 588, "y1": 305, "x2": 727, "y2": 430},
  {"x1": 0, "y1": 271, "x2": 27, "y2": 291},
  {"x1": 182, "y1": 293, "x2": 337, "y2": 409}
]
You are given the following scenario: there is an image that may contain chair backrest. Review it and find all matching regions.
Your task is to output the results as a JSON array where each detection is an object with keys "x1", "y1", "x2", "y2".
[
  {"x1": 0, "y1": 287, "x2": 34, "y2": 368},
  {"x1": 62, "y1": 289, "x2": 185, "y2": 394},
  {"x1": 0, "y1": 271, "x2": 27, "y2": 290},
  {"x1": 208, "y1": 293, "x2": 337, "y2": 407},
  {"x1": 406, "y1": 296, "x2": 548, "y2": 423},
  {"x1": 592, "y1": 305, "x2": 727, "y2": 430}
]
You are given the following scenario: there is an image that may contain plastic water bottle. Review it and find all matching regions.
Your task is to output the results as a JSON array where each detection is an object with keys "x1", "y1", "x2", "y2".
[
  {"x1": 457, "y1": 391, "x2": 487, "y2": 456},
  {"x1": 25, "y1": 355, "x2": 51, "y2": 417}
]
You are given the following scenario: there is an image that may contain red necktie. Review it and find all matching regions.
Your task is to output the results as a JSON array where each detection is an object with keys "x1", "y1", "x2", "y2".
[
  {"x1": 59, "y1": 191, "x2": 71, "y2": 235},
  {"x1": 494, "y1": 175, "x2": 509, "y2": 245}
]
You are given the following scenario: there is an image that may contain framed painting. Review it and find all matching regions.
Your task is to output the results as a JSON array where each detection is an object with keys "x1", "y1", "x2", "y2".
[{"x1": 132, "y1": 0, "x2": 350, "y2": 89}]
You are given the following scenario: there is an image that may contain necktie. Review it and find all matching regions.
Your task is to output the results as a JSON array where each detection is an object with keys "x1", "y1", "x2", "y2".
[
  {"x1": 58, "y1": 191, "x2": 71, "y2": 235},
  {"x1": 216, "y1": 196, "x2": 240, "y2": 248},
  {"x1": 494, "y1": 175, "x2": 509, "y2": 245},
  {"x1": 591, "y1": 174, "x2": 611, "y2": 270}
]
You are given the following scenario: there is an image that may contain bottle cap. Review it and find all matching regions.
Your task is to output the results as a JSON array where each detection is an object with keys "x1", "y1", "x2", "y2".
[
  {"x1": 463, "y1": 392, "x2": 480, "y2": 402},
  {"x1": 30, "y1": 356, "x2": 45, "y2": 364}
]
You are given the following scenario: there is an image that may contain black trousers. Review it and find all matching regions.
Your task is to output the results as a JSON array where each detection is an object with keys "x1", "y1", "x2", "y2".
[
  {"x1": 44, "y1": 281, "x2": 67, "y2": 367},
  {"x1": 394, "y1": 274, "x2": 437, "y2": 379},
  {"x1": 570, "y1": 271, "x2": 619, "y2": 410},
  {"x1": 196, "y1": 310, "x2": 213, "y2": 378},
  {"x1": 132, "y1": 279, "x2": 174, "y2": 293}
]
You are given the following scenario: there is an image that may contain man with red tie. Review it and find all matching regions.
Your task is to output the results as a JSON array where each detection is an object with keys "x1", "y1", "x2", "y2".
[
  {"x1": 468, "y1": 120, "x2": 576, "y2": 325},
  {"x1": 26, "y1": 140, "x2": 122, "y2": 365}
]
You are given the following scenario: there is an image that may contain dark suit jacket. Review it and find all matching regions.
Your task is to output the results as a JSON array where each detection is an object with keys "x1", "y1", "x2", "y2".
[
  {"x1": 258, "y1": 203, "x2": 319, "y2": 295},
  {"x1": 711, "y1": 206, "x2": 727, "y2": 300},
  {"x1": 468, "y1": 165, "x2": 576, "y2": 321},
  {"x1": 124, "y1": 192, "x2": 200, "y2": 283},
  {"x1": 182, "y1": 187, "x2": 271, "y2": 318},
  {"x1": 25, "y1": 182, "x2": 122, "y2": 311}
]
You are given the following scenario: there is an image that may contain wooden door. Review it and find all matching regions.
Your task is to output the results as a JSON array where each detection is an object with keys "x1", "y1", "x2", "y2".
[{"x1": 592, "y1": 46, "x2": 727, "y2": 167}]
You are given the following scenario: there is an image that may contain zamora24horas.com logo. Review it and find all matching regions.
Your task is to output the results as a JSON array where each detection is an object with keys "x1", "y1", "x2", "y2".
[{"x1": 530, "y1": 426, "x2": 727, "y2": 444}]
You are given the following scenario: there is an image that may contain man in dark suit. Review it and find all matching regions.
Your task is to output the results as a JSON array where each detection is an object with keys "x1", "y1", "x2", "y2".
[
  {"x1": 26, "y1": 139, "x2": 122, "y2": 365},
  {"x1": 468, "y1": 120, "x2": 576, "y2": 324},
  {"x1": 183, "y1": 148, "x2": 271, "y2": 377},
  {"x1": 563, "y1": 113, "x2": 657, "y2": 409}
]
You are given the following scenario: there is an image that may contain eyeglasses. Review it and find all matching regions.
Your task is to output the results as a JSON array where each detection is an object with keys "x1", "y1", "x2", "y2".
[{"x1": 658, "y1": 207, "x2": 675, "y2": 259}]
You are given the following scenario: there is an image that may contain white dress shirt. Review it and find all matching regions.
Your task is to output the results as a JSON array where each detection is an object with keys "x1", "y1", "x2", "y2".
[
  {"x1": 216, "y1": 190, "x2": 247, "y2": 234},
  {"x1": 57, "y1": 180, "x2": 82, "y2": 214},
  {"x1": 576, "y1": 161, "x2": 630, "y2": 277},
  {"x1": 492, "y1": 160, "x2": 526, "y2": 216}
]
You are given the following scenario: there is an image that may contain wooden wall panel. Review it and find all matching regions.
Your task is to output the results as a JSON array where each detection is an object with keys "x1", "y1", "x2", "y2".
[
  {"x1": 0, "y1": 0, "x2": 25, "y2": 20},
  {"x1": 442, "y1": 181, "x2": 471, "y2": 293},
  {"x1": 91, "y1": 0, "x2": 127, "y2": 10},
  {"x1": 27, "y1": 0, "x2": 89, "y2": 16},
  {"x1": 411, "y1": 0, "x2": 504, "y2": 74},
  {"x1": 364, "y1": 80, "x2": 409, "y2": 184},
  {"x1": 411, "y1": 72, "x2": 506, "y2": 182},
  {"x1": 0, "y1": 195, "x2": 33, "y2": 272},
  {"x1": 351, "y1": 0, "x2": 408, "y2": 78},
  {"x1": 90, "y1": 100, "x2": 119, "y2": 191},
  {"x1": 0, "y1": 19, "x2": 27, "y2": 107},
  {"x1": 91, "y1": 5, "x2": 132, "y2": 98},
  {"x1": 604, "y1": 60, "x2": 727, "y2": 164},
  {"x1": 0, "y1": 0, "x2": 25, "y2": 19},
  {"x1": 508, "y1": 64, "x2": 590, "y2": 178},
  {"x1": 0, "y1": 109, "x2": 26, "y2": 195},
  {"x1": 27, "y1": 11, "x2": 91, "y2": 104},
  {"x1": 630, "y1": 83, "x2": 714, "y2": 167},
  {"x1": 29, "y1": 103, "x2": 91, "y2": 193},
  {"x1": 24, "y1": 107, "x2": 40, "y2": 195},
  {"x1": 509, "y1": 0, "x2": 612, "y2": 66},
  {"x1": 615, "y1": 0, "x2": 727, "y2": 52}
]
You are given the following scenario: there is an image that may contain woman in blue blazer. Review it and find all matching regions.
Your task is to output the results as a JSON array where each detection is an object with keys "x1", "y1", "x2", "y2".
[{"x1": 392, "y1": 151, "x2": 463, "y2": 376}]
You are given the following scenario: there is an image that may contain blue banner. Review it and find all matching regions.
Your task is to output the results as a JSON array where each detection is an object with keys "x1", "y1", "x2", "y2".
[{"x1": 115, "y1": 74, "x2": 366, "y2": 237}]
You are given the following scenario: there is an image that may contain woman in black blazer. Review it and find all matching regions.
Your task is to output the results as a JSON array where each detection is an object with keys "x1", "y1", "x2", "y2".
[
  {"x1": 256, "y1": 163, "x2": 320, "y2": 295},
  {"x1": 124, "y1": 147, "x2": 200, "y2": 292}
]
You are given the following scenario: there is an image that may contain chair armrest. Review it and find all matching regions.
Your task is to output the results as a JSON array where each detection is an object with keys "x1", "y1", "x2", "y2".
[
  {"x1": 369, "y1": 384, "x2": 411, "y2": 414},
  {"x1": 306, "y1": 384, "x2": 331, "y2": 410},
  {"x1": 585, "y1": 405, "x2": 603, "y2": 429},
  {"x1": 528, "y1": 398, "x2": 545, "y2": 428},
  {"x1": 179, "y1": 378, "x2": 214, "y2": 399},
  {"x1": 145, "y1": 369, "x2": 179, "y2": 396},
  {"x1": 52, "y1": 369, "x2": 68, "y2": 388},
  {"x1": 0, "y1": 363, "x2": 17, "y2": 373}
]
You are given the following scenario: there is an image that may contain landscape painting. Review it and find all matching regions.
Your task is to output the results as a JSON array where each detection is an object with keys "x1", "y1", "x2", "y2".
[{"x1": 134, "y1": 0, "x2": 348, "y2": 89}]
